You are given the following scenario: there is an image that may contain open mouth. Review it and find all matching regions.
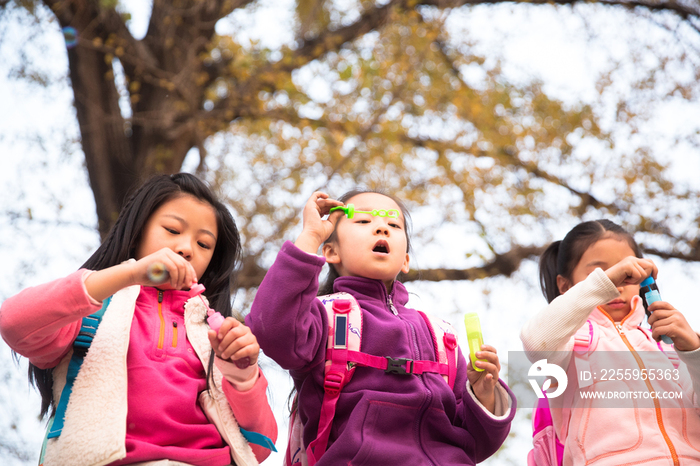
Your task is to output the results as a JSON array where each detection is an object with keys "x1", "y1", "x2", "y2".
[{"x1": 373, "y1": 240, "x2": 390, "y2": 254}]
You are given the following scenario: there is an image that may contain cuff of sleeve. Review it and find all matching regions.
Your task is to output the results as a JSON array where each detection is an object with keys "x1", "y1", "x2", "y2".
[
  {"x1": 591, "y1": 267, "x2": 622, "y2": 301},
  {"x1": 215, "y1": 356, "x2": 259, "y2": 392},
  {"x1": 282, "y1": 240, "x2": 327, "y2": 266},
  {"x1": 466, "y1": 380, "x2": 513, "y2": 420},
  {"x1": 676, "y1": 343, "x2": 700, "y2": 381},
  {"x1": 80, "y1": 270, "x2": 103, "y2": 306}
]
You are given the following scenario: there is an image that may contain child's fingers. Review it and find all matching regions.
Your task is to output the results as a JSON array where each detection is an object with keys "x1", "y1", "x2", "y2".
[
  {"x1": 309, "y1": 192, "x2": 330, "y2": 213},
  {"x1": 317, "y1": 197, "x2": 344, "y2": 215},
  {"x1": 220, "y1": 332, "x2": 260, "y2": 362},
  {"x1": 228, "y1": 333, "x2": 260, "y2": 364},
  {"x1": 149, "y1": 248, "x2": 197, "y2": 289},
  {"x1": 648, "y1": 308, "x2": 700, "y2": 350},
  {"x1": 473, "y1": 359, "x2": 498, "y2": 378},
  {"x1": 215, "y1": 318, "x2": 245, "y2": 345},
  {"x1": 476, "y1": 345, "x2": 501, "y2": 371},
  {"x1": 622, "y1": 260, "x2": 648, "y2": 285},
  {"x1": 214, "y1": 315, "x2": 241, "y2": 339},
  {"x1": 646, "y1": 304, "x2": 677, "y2": 324},
  {"x1": 607, "y1": 257, "x2": 656, "y2": 286},
  {"x1": 213, "y1": 319, "x2": 260, "y2": 361}
]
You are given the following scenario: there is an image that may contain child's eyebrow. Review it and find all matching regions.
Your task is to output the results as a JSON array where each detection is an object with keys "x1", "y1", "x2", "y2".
[
  {"x1": 587, "y1": 260, "x2": 609, "y2": 268},
  {"x1": 163, "y1": 214, "x2": 217, "y2": 240}
]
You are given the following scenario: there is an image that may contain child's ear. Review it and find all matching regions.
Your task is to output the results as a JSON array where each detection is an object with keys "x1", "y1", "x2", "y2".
[
  {"x1": 556, "y1": 275, "x2": 572, "y2": 295},
  {"x1": 400, "y1": 252, "x2": 410, "y2": 274},
  {"x1": 323, "y1": 242, "x2": 341, "y2": 264}
]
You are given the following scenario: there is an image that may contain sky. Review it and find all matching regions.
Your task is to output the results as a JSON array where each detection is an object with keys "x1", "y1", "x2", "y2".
[{"x1": 2, "y1": 1, "x2": 700, "y2": 465}]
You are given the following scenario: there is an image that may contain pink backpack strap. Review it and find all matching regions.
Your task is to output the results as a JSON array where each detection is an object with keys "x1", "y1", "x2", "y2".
[
  {"x1": 417, "y1": 311, "x2": 458, "y2": 390},
  {"x1": 572, "y1": 320, "x2": 595, "y2": 389},
  {"x1": 529, "y1": 397, "x2": 565, "y2": 466},
  {"x1": 529, "y1": 320, "x2": 595, "y2": 465},
  {"x1": 306, "y1": 293, "x2": 362, "y2": 466},
  {"x1": 305, "y1": 294, "x2": 458, "y2": 465},
  {"x1": 573, "y1": 320, "x2": 594, "y2": 354},
  {"x1": 637, "y1": 326, "x2": 680, "y2": 369}
]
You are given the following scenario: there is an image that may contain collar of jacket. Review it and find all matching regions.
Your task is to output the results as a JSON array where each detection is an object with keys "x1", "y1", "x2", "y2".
[
  {"x1": 139, "y1": 285, "x2": 191, "y2": 311},
  {"x1": 333, "y1": 276, "x2": 410, "y2": 310},
  {"x1": 588, "y1": 294, "x2": 645, "y2": 331}
]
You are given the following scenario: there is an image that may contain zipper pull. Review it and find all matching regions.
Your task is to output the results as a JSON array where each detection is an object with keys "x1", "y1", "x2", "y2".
[
  {"x1": 615, "y1": 322, "x2": 623, "y2": 333},
  {"x1": 158, "y1": 290, "x2": 164, "y2": 303},
  {"x1": 387, "y1": 295, "x2": 399, "y2": 316}
]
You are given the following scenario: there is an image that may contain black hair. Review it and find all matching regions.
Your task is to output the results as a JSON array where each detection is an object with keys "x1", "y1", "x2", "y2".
[
  {"x1": 318, "y1": 188, "x2": 412, "y2": 293},
  {"x1": 287, "y1": 189, "x2": 413, "y2": 416},
  {"x1": 28, "y1": 173, "x2": 241, "y2": 418},
  {"x1": 539, "y1": 219, "x2": 642, "y2": 303}
]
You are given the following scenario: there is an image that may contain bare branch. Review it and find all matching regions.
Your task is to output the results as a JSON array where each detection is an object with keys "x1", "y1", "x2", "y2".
[{"x1": 235, "y1": 245, "x2": 545, "y2": 289}]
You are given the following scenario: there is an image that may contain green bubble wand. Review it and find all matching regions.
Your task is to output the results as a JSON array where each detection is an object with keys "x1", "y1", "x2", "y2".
[{"x1": 329, "y1": 204, "x2": 399, "y2": 219}]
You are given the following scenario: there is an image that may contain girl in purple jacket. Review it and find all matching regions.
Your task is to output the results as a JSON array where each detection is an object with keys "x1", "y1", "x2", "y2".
[{"x1": 247, "y1": 190, "x2": 516, "y2": 466}]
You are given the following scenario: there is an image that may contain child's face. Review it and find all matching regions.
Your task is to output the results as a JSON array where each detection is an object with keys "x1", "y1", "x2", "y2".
[
  {"x1": 562, "y1": 236, "x2": 639, "y2": 322},
  {"x1": 323, "y1": 192, "x2": 410, "y2": 291},
  {"x1": 135, "y1": 194, "x2": 218, "y2": 284}
]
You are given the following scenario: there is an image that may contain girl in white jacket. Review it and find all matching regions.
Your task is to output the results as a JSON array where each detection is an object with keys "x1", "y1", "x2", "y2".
[{"x1": 521, "y1": 219, "x2": 700, "y2": 466}]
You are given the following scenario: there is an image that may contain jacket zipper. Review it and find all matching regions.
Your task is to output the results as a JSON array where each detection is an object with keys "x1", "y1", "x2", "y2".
[
  {"x1": 603, "y1": 308, "x2": 679, "y2": 466},
  {"x1": 387, "y1": 287, "x2": 435, "y2": 465},
  {"x1": 387, "y1": 295, "x2": 399, "y2": 316},
  {"x1": 157, "y1": 290, "x2": 165, "y2": 350},
  {"x1": 172, "y1": 321, "x2": 178, "y2": 347}
]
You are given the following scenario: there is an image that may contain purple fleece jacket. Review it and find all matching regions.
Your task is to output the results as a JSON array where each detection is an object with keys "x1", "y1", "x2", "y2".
[{"x1": 246, "y1": 241, "x2": 516, "y2": 466}]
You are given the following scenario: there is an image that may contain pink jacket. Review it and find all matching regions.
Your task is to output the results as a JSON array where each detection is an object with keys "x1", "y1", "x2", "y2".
[
  {"x1": 0, "y1": 270, "x2": 276, "y2": 466},
  {"x1": 521, "y1": 268, "x2": 700, "y2": 466}
]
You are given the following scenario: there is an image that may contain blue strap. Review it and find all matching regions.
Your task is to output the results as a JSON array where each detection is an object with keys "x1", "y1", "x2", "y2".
[
  {"x1": 239, "y1": 427, "x2": 277, "y2": 452},
  {"x1": 47, "y1": 296, "x2": 111, "y2": 439}
]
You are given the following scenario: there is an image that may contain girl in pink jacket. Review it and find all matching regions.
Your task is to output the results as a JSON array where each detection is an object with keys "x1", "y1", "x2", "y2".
[
  {"x1": 521, "y1": 219, "x2": 700, "y2": 466},
  {"x1": 0, "y1": 173, "x2": 276, "y2": 466}
]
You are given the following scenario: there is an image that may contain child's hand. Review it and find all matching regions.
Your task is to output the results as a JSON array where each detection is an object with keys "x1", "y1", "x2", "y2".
[
  {"x1": 294, "y1": 191, "x2": 344, "y2": 254},
  {"x1": 467, "y1": 344, "x2": 501, "y2": 414},
  {"x1": 647, "y1": 302, "x2": 700, "y2": 351},
  {"x1": 605, "y1": 256, "x2": 657, "y2": 287},
  {"x1": 208, "y1": 318, "x2": 260, "y2": 366},
  {"x1": 132, "y1": 247, "x2": 198, "y2": 290}
]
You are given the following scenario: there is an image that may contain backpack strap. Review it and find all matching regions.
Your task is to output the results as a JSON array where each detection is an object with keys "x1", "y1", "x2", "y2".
[
  {"x1": 417, "y1": 311, "x2": 458, "y2": 390},
  {"x1": 46, "y1": 296, "x2": 112, "y2": 439},
  {"x1": 305, "y1": 294, "x2": 459, "y2": 465},
  {"x1": 572, "y1": 320, "x2": 595, "y2": 389},
  {"x1": 637, "y1": 325, "x2": 680, "y2": 369},
  {"x1": 307, "y1": 293, "x2": 362, "y2": 466}
]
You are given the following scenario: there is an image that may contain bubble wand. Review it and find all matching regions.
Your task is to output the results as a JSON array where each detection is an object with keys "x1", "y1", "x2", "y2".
[
  {"x1": 464, "y1": 313, "x2": 487, "y2": 371},
  {"x1": 329, "y1": 204, "x2": 399, "y2": 219},
  {"x1": 639, "y1": 276, "x2": 673, "y2": 344},
  {"x1": 147, "y1": 263, "x2": 251, "y2": 368}
]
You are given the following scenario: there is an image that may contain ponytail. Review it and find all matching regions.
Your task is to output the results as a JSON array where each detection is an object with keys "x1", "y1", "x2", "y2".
[{"x1": 539, "y1": 241, "x2": 562, "y2": 303}]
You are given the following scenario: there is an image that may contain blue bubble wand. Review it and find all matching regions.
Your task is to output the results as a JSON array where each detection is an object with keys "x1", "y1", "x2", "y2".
[{"x1": 639, "y1": 276, "x2": 673, "y2": 344}]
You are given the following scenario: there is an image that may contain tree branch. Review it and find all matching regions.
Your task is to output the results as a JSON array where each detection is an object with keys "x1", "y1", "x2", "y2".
[{"x1": 235, "y1": 245, "x2": 545, "y2": 289}]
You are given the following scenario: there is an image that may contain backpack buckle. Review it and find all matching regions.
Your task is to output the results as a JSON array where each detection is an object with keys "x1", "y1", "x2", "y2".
[
  {"x1": 443, "y1": 333, "x2": 457, "y2": 350},
  {"x1": 385, "y1": 357, "x2": 413, "y2": 375},
  {"x1": 324, "y1": 372, "x2": 344, "y2": 395}
]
